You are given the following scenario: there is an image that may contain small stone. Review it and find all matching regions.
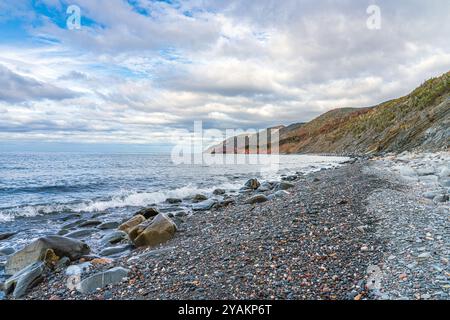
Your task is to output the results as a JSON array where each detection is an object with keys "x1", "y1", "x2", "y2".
[{"x1": 417, "y1": 252, "x2": 431, "y2": 261}]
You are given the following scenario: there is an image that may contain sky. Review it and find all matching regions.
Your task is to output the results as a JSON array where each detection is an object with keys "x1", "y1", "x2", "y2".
[{"x1": 0, "y1": 0, "x2": 449, "y2": 152}]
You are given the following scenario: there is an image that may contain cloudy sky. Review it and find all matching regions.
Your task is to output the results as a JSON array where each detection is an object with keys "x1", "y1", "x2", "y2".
[{"x1": 0, "y1": 0, "x2": 449, "y2": 151}]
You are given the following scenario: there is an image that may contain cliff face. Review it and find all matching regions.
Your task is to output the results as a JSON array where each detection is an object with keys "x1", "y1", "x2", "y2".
[{"x1": 207, "y1": 71, "x2": 450, "y2": 155}]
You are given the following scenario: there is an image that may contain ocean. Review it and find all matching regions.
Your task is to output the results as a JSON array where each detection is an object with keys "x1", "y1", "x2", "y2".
[{"x1": 0, "y1": 152, "x2": 348, "y2": 285}]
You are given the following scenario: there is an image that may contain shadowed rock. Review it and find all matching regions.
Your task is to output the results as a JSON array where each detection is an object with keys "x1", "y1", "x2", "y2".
[{"x1": 5, "y1": 235, "x2": 90, "y2": 275}]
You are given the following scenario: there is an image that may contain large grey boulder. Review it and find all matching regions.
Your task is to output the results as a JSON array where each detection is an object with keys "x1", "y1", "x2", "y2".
[
  {"x1": 192, "y1": 199, "x2": 216, "y2": 211},
  {"x1": 4, "y1": 262, "x2": 46, "y2": 298},
  {"x1": 78, "y1": 220, "x2": 102, "y2": 228},
  {"x1": 244, "y1": 194, "x2": 269, "y2": 204},
  {"x1": 78, "y1": 267, "x2": 129, "y2": 294},
  {"x1": 274, "y1": 182, "x2": 294, "y2": 191},
  {"x1": 5, "y1": 236, "x2": 90, "y2": 275},
  {"x1": 65, "y1": 228, "x2": 98, "y2": 239},
  {"x1": 97, "y1": 221, "x2": 120, "y2": 230},
  {"x1": 257, "y1": 181, "x2": 274, "y2": 192},
  {"x1": 101, "y1": 230, "x2": 128, "y2": 245},
  {"x1": 100, "y1": 245, "x2": 133, "y2": 257}
]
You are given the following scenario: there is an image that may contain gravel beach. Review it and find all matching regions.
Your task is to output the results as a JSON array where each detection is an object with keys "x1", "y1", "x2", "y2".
[{"x1": 4, "y1": 153, "x2": 449, "y2": 300}]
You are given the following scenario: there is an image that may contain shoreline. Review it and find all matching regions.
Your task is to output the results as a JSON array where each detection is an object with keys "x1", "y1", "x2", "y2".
[{"x1": 2, "y1": 152, "x2": 449, "y2": 300}]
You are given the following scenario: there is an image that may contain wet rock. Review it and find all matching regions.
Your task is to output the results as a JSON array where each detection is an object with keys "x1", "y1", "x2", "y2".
[
  {"x1": 60, "y1": 213, "x2": 82, "y2": 222},
  {"x1": 0, "y1": 232, "x2": 16, "y2": 241},
  {"x1": 244, "y1": 194, "x2": 269, "y2": 204},
  {"x1": 5, "y1": 235, "x2": 90, "y2": 275},
  {"x1": 55, "y1": 257, "x2": 70, "y2": 270},
  {"x1": 135, "y1": 207, "x2": 159, "y2": 219},
  {"x1": 0, "y1": 247, "x2": 15, "y2": 256},
  {"x1": 65, "y1": 228, "x2": 98, "y2": 239},
  {"x1": 118, "y1": 215, "x2": 146, "y2": 234},
  {"x1": 97, "y1": 221, "x2": 120, "y2": 230},
  {"x1": 214, "y1": 199, "x2": 235, "y2": 209},
  {"x1": 78, "y1": 220, "x2": 102, "y2": 228},
  {"x1": 257, "y1": 181, "x2": 274, "y2": 192},
  {"x1": 165, "y1": 198, "x2": 182, "y2": 204},
  {"x1": 282, "y1": 175, "x2": 298, "y2": 181},
  {"x1": 193, "y1": 199, "x2": 217, "y2": 211},
  {"x1": 132, "y1": 213, "x2": 177, "y2": 248},
  {"x1": 174, "y1": 211, "x2": 188, "y2": 217},
  {"x1": 274, "y1": 182, "x2": 295, "y2": 191},
  {"x1": 57, "y1": 229, "x2": 69, "y2": 236},
  {"x1": 192, "y1": 194, "x2": 208, "y2": 203},
  {"x1": 244, "y1": 178, "x2": 260, "y2": 190},
  {"x1": 213, "y1": 189, "x2": 226, "y2": 195},
  {"x1": 100, "y1": 245, "x2": 133, "y2": 257},
  {"x1": 61, "y1": 219, "x2": 86, "y2": 230},
  {"x1": 4, "y1": 262, "x2": 46, "y2": 298},
  {"x1": 101, "y1": 231, "x2": 128, "y2": 245},
  {"x1": 78, "y1": 267, "x2": 130, "y2": 294}
]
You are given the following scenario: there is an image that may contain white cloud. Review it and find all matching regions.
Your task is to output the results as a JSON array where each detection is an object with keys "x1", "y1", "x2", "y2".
[{"x1": 0, "y1": 0, "x2": 449, "y2": 145}]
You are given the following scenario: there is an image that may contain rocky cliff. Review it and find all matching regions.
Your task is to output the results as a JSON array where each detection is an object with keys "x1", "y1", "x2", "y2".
[{"x1": 207, "y1": 71, "x2": 449, "y2": 155}]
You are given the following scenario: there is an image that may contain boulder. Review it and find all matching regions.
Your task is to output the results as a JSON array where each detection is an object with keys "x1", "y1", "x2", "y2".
[
  {"x1": 192, "y1": 199, "x2": 216, "y2": 211},
  {"x1": 135, "y1": 207, "x2": 159, "y2": 219},
  {"x1": 274, "y1": 182, "x2": 294, "y2": 191},
  {"x1": 192, "y1": 194, "x2": 208, "y2": 203},
  {"x1": 97, "y1": 221, "x2": 120, "y2": 230},
  {"x1": 100, "y1": 245, "x2": 133, "y2": 257},
  {"x1": 257, "y1": 181, "x2": 274, "y2": 192},
  {"x1": 5, "y1": 236, "x2": 90, "y2": 275},
  {"x1": 244, "y1": 178, "x2": 260, "y2": 190},
  {"x1": 101, "y1": 230, "x2": 128, "y2": 245},
  {"x1": 213, "y1": 189, "x2": 226, "y2": 195},
  {"x1": 0, "y1": 232, "x2": 16, "y2": 241},
  {"x1": 118, "y1": 215, "x2": 146, "y2": 234},
  {"x1": 282, "y1": 175, "x2": 298, "y2": 181},
  {"x1": 78, "y1": 267, "x2": 129, "y2": 294},
  {"x1": 78, "y1": 220, "x2": 102, "y2": 228},
  {"x1": 132, "y1": 214, "x2": 177, "y2": 248},
  {"x1": 57, "y1": 229, "x2": 69, "y2": 236},
  {"x1": 61, "y1": 219, "x2": 85, "y2": 230},
  {"x1": 128, "y1": 219, "x2": 152, "y2": 243},
  {"x1": 4, "y1": 262, "x2": 46, "y2": 298},
  {"x1": 65, "y1": 228, "x2": 98, "y2": 239},
  {"x1": 244, "y1": 194, "x2": 269, "y2": 205},
  {"x1": 215, "y1": 199, "x2": 235, "y2": 208},
  {"x1": 165, "y1": 198, "x2": 182, "y2": 204}
]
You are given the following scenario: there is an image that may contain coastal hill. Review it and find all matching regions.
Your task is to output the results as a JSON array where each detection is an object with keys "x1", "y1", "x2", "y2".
[{"x1": 207, "y1": 71, "x2": 449, "y2": 154}]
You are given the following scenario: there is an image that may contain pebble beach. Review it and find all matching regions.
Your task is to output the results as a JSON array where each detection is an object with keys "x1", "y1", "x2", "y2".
[{"x1": 1, "y1": 152, "x2": 449, "y2": 300}]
